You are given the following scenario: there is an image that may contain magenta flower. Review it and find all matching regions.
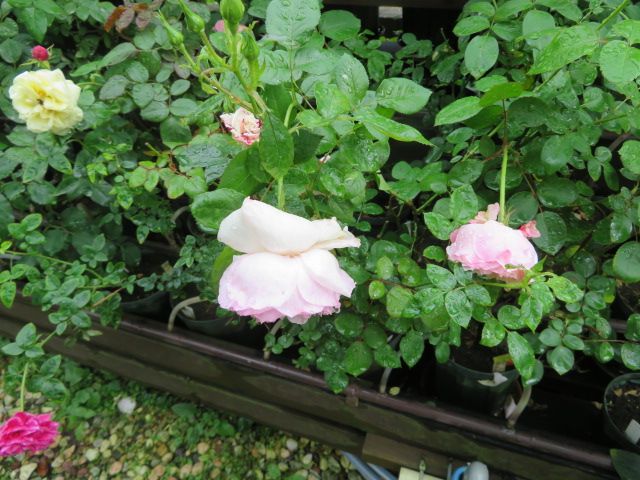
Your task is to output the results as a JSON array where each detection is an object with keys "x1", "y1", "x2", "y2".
[
  {"x1": 446, "y1": 203, "x2": 539, "y2": 281},
  {"x1": 31, "y1": 46, "x2": 49, "y2": 62},
  {"x1": 0, "y1": 412, "x2": 59, "y2": 457},
  {"x1": 217, "y1": 198, "x2": 360, "y2": 324},
  {"x1": 220, "y1": 107, "x2": 262, "y2": 146}
]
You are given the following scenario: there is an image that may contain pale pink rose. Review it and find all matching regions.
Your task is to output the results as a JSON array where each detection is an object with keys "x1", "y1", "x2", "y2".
[
  {"x1": 217, "y1": 198, "x2": 360, "y2": 324},
  {"x1": 519, "y1": 220, "x2": 541, "y2": 238},
  {"x1": 214, "y1": 20, "x2": 247, "y2": 32},
  {"x1": 220, "y1": 107, "x2": 262, "y2": 146},
  {"x1": 0, "y1": 412, "x2": 59, "y2": 457},
  {"x1": 446, "y1": 204, "x2": 539, "y2": 281}
]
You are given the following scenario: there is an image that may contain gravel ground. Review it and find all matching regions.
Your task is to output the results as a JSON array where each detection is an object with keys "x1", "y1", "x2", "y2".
[{"x1": 0, "y1": 355, "x2": 363, "y2": 480}]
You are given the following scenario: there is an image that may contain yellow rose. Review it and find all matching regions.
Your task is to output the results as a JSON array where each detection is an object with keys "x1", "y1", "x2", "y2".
[{"x1": 9, "y1": 69, "x2": 83, "y2": 136}]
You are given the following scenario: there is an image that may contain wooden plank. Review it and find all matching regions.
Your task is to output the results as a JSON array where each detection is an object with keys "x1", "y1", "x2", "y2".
[
  {"x1": 0, "y1": 316, "x2": 364, "y2": 454},
  {"x1": 0, "y1": 304, "x2": 616, "y2": 480},
  {"x1": 362, "y1": 433, "x2": 454, "y2": 477}
]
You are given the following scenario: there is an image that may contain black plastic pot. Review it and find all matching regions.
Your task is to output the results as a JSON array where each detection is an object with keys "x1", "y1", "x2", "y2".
[
  {"x1": 121, "y1": 291, "x2": 171, "y2": 322},
  {"x1": 603, "y1": 373, "x2": 640, "y2": 453},
  {"x1": 435, "y1": 359, "x2": 519, "y2": 414},
  {"x1": 176, "y1": 300, "x2": 248, "y2": 338}
]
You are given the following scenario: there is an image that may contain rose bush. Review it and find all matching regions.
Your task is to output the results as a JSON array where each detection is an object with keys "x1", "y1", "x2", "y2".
[{"x1": 0, "y1": 0, "x2": 639, "y2": 449}]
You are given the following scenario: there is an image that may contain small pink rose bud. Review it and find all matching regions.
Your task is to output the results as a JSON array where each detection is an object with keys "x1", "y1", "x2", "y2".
[{"x1": 31, "y1": 46, "x2": 49, "y2": 61}]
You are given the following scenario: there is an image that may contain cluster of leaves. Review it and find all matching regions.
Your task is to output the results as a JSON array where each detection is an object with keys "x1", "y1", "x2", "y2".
[
  {"x1": 2, "y1": 0, "x2": 640, "y2": 403},
  {"x1": 269, "y1": 0, "x2": 640, "y2": 391}
]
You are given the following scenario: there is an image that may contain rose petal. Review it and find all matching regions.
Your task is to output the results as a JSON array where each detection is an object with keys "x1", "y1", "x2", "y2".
[{"x1": 218, "y1": 198, "x2": 359, "y2": 255}]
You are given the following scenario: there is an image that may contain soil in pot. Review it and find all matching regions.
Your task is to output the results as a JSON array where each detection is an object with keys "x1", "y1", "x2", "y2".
[
  {"x1": 604, "y1": 373, "x2": 640, "y2": 453},
  {"x1": 435, "y1": 335, "x2": 519, "y2": 415}
]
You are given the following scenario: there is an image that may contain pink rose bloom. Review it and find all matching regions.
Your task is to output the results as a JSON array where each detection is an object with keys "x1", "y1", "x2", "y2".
[
  {"x1": 218, "y1": 198, "x2": 360, "y2": 324},
  {"x1": 446, "y1": 203, "x2": 540, "y2": 281},
  {"x1": 214, "y1": 20, "x2": 247, "y2": 32},
  {"x1": 0, "y1": 412, "x2": 59, "y2": 457},
  {"x1": 220, "y1": 107, "x2": 262, "y2": 146}
]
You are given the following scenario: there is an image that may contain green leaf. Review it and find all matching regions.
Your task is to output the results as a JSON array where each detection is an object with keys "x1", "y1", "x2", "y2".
[
  {"x1": 613, "y1": 242, "x2": 640, "y2": 283},
  {"x1": 190, "y1": 189, "x2": 245, "y2": 233},
  {"x1": 315, "y1": 83, "x2": 350, "y2": 118},
  {"x1": 386, "y1": 286, "x2": 413, "y2": 318},
  {"x1": 16, "y1": 323, "x2": 37, "y2": 347},
  {"x1": 599, "y1": 40, "x2": 640, "y2": 84},
  {"x1": 529, "y1": 25, "x2": 598, "y2": 74},
  {"x1": 400, "y1": 330, "x2": 424, "y2": 367},
  {"x1": 355, "y1": 110, "x2": 431, "y2": 145},
  {"x1": 611, "y1": 449, "x2": 640, "y2": 480},
  {"x1": 259, "y1": 114, "x2": 294, "y2": 179},
  {"x1": 0, "y1": 38, "x2": 23, "y2": 63},
  {"x1": 334, "y1": 313, "x2": 363, "y2": 338},
  {"x1": 533, "y1": 212, "x2": 566, "y2": 255},
  {"x1": 547, "y1": 276, "x2": 583, "y2": 303},
  {"x1": 344, "y1": 342, "x2": 373, "y2": 376},
  {"x1": 318, "y1": 10, "x2": 360, "y2": 41},
  {"x1": 562, "y1": 334, "x2": 584, "y2": 351},
  {"x1": 547, "y1": 345, "x2": 574, "y2": 375},
  {"x1": 445, "y1": 290, "x2": 472, "y2": 328},
  {"x1": 0, "y1": 281, "x2": 16, "y2": 308},
  {"x1": 620, "y1": 140, "x2": 640, "y2": 175},
  {"x1": 498, "y1": 305, "x2": 524, "y2": 329},
  {"x1": 266, "y1": 0, "x2": 320, "y2": 47},
  {"x1": 424, "y1": 212, "x2": 454, "y2": 240},
  {"x1": 374, "y1": 343, "x2": 401, "y2": 368},
  {"x1": 368, "y1": 280, "x2": 386, "y2": 300},
  {"x1": 450, "y1": 185, "x2": 478, "y2": 223},
  {"x1": 435, "y1": 97, "x2": 482, "y2": 126},
  {"x1": 131, "y1": 84, "x2": 156, "y2": 108},
  {"x1": 363, "y1": 325, "x2": 387, "y2": 349},
  {"x1": 219, "y1": 148, "x2": 264, "y2": 195},
  {"x1": 15, "y1": 8, "x2": 47, "y2": 43},
  {"x1": 626, "y1": 314, "x2": 640, "y2": 341},
  {"x1": 479, "y1": 82, "x2": 523, "y2": 107},
  {"x1": 612, "y1": 20, "x2": 640, "y2": 45},
  {"x1": 335, "y1": 54, "x2": 369, "y2": 104},
  {"x1": 621, "y1": 343, "x2": 640, "y2": 370},
  {"x1": 101, "y1": 42, "x2": 137, "y2": 67},
  {"x1": 464, "y1": 284, "x2": 492, "y2": 306},
  {"x1": 522, "y1": 10, "x2": 556, "y2": 48},
  {"x1": 453, "y1": 16, "x2": 490, "y2": 36},
  {"x1": 160, "y1": 117, "x2": 191, "y2": 149},
  {"x1": 426, "y1": 264, "x2": 456, "y2": 290},
  {"x1": 538, "y1": 328, "x2": 561, "y2": 347},
  {"x1": 465, "y1": 35, "x2": 499, "y2": 78},
  {"x1": 540, "y1": 136, "x2": 573, "y2": 174},
  {"x1": 376, "y1": 78, "x2": 432, "y2": 114},
  {"x1": 480, "y1": 317, "x2": 506, "y2": 347},
  {"x1": 140, "y1": 101, "x2": 169, "y2": 123},
  {"x1": 2, "y1": 342, "x2": 23, "y2": 356},
  {"x1": 507, "y1": 331, "x2": 535, "y2": 379}
]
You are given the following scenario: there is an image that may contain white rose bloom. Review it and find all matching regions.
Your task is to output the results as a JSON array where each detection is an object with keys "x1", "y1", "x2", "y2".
[{"x1": 9, "y1": 69, "x2": 83, "y2": 135}]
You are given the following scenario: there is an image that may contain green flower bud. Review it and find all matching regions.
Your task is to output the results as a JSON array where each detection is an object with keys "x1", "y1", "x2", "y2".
[
  {"x1": 220, "y1": 0, "x2": 245, "y2": 28},
  {"x1": 158, "y1": 13, "x2": 184, "y2": 48},
  {"x1": 241, "y1": 31, "x2": 259, "y2": 62},
  {"x1": 177, "y1": 0, "x2": 206, "y2": 34}
]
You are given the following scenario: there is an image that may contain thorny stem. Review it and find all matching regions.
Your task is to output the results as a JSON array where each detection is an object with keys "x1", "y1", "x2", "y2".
[
  {"x1": 597, "y1": 0, "x2": 631, "y2": 31},
  {"x1": 19, "y1": 362, "x2": 30, "y2": 412},
  {"x1": 277, "y1": 177, "x2": 285, "y2": 210},
  {"x1": 499, "y1": 103, "x2": 509, "y2": 224}
]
